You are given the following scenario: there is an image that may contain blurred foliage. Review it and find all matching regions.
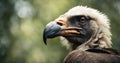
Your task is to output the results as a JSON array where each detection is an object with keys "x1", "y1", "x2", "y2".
[{"x1": 0, "y1": 0, "x2": 120, "y2": 63}]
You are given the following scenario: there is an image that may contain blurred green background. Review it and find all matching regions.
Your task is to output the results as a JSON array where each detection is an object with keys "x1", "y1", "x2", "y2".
[{"x1": 0, "y1": 0, "x2": 120, "y2": 63}]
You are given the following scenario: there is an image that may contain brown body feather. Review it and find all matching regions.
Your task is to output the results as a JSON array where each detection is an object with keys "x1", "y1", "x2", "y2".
[{"x1": 64, "y1": 48, "x2": 120, "y2": 63}]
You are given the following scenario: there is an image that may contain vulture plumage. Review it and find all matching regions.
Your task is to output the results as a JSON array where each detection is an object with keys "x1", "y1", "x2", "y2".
[{"x1": 43, "y1": 6, "x2": 120, "y2": 63}]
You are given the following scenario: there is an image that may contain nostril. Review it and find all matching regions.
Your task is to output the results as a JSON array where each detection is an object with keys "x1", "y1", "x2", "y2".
[
  {"x1": 57, "y1": 22, "x2": 63, "y2": 26},
  {"x1": 57, "y1": 20, "x2": 65, "y2": 26}
]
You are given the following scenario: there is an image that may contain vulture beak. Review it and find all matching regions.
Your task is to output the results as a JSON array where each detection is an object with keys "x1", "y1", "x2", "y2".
[
  {"x1": 43, "y1": 22, "x2": 61, "y2": 45},
  {"x1": 43, "y1": 17, "x2": 82, "y2": 45}
]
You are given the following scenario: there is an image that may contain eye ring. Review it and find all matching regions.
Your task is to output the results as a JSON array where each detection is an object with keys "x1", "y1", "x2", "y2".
[{"x1": 80, "y1": 17, "x2": 85, "y2": 23}]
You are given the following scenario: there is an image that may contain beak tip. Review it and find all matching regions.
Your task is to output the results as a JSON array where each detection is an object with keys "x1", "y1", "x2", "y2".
[
  {"x1": 43, "y1": 39, "x2": 47, "y2": 45},
  {"x1": 43, "y1": 33, "x2": 47, "y2": 45}
]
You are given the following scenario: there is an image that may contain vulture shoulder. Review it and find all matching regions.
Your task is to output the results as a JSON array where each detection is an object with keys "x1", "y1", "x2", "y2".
[{"x1": 64, "y1": 48, "x2": 120, "y2": 63}]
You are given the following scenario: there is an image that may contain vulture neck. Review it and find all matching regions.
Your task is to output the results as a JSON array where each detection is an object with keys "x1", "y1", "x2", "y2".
[{"x1": 73, "y1": 28, "x2": 111, "y2": 51}]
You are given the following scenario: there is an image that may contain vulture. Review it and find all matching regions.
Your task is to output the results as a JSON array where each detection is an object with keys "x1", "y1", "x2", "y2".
[{"x1": 43, "y1": 6, "x2": 120, "y2": 63}]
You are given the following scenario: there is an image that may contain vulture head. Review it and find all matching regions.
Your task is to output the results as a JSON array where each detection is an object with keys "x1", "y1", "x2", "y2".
[{"x1": 43, "y1": 6, "x2": 112, "y2": 50}]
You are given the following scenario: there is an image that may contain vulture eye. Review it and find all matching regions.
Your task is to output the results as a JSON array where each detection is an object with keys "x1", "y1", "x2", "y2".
[{"x1": 80, "y1": 17, "x2": 85, "y2": 23}]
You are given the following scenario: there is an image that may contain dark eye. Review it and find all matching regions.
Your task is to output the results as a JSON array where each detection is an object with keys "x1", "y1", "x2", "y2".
[{"x1": 80, "y1": 17, "x2": 85, "y2": 23}]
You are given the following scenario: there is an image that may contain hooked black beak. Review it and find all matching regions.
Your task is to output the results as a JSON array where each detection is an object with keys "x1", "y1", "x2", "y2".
[{"x1": 43, "y1": 22, "x2": 61, "y2": 45}]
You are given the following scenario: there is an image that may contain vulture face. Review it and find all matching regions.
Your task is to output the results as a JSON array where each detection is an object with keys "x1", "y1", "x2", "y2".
[{"x1": 43, "y1": 15, "x2": 93, "y2": 45}]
